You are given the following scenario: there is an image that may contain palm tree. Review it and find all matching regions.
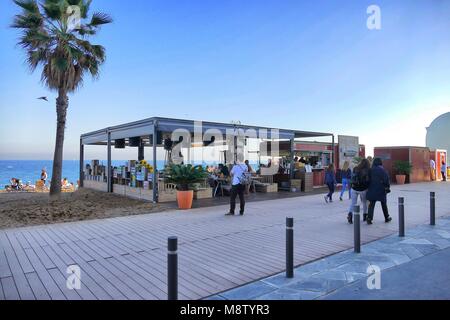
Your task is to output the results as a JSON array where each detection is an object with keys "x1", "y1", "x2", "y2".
[{"x1": 11, "y1": 0, "x2": 112, "y2": 197}]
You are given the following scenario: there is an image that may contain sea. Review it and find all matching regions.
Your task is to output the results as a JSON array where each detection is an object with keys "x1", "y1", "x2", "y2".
[
  {"x1": 0, "y1": 160, "x2": 260, "y2": 189},
  {"x1": 0, "y1": 160, "x2": 163, "y2": 189}
]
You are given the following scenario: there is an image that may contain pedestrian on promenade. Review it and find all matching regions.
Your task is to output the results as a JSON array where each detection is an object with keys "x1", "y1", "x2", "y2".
[
  {"x1": 366, "y1": 158, "x2": 392, "y2": 225},
  {"x1": 367, "y1": 156, "x2": 373, "y2": 167},
  {"x1": 226, "y1": 157, "x2": 249, "y2": 216},
  {"x1": 324, "y1": 164, "x2": 337, "y2": 203},
  {"x1": 347, "y1": 158, "x2": 370, "y2": 224},
  {"x1": 441, "y1": 160, "x2": 447, "y2": 182},
  {"x1": 430, "y1": 158, "x2": 436, "y2": 181},
  {"x1": 339, "y1": 161, "x2": 352, "y2": 201}
]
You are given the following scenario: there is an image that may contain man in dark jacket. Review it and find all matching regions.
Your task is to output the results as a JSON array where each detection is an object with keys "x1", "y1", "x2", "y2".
[{"x1": 366, "y1": 158, "x2": 392, "y2": 225}]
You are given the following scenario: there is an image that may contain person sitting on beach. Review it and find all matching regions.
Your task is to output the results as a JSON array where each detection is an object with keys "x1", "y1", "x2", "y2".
[
  {"x1": 10, "y1": 178, "x2": 20, "y2": 191},
  {"x1": 5, "y1": 178, "x2": 17, "y2": 191},
  {"x1": 61, "y1": 178, "x2": 72, "y2": 189},
  {"x1": 23, "y1": 181, "x2": 36, "y2": 192}
]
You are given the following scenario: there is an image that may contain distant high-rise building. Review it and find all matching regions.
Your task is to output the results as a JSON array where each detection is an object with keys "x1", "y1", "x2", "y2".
[{"x1": 426, "y1": 112, "x2": 450, "y2": 152}]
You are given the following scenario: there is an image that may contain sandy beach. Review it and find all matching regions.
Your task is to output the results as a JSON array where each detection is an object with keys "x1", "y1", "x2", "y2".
[{"x1": 0, "y1": 189, "x2": 173, "y2": 230}]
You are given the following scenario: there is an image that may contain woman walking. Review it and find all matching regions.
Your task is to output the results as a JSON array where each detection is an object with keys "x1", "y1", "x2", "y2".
[
  {"x1": 340, "y1": 161, "x2": 352, "y2": 201},
  {"x1": 324, "y1": 164, "x2": 337, "y2": 203},
  {"x1": 347, "y1": 159, "x2": 370, "y2": 224},
  {"x1": 366, "y1": 158, "x2": 392, "y2": 225}
]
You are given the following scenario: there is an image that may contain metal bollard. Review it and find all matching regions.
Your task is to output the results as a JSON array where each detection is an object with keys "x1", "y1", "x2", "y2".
[
  {"x1": 353, "y1": 205, "x2": 361, "y2": 253},
  {"x1": 399, "y1": 197, "x2": 405, "y2": 237},
  {"x1": 167, "y1": 237, "x2": 178, "y2": 300},
  {"x1": 430, "y1": 192, "x2": 436, "y2": 226},
  {"x1": 286, "y1": 217, "x2": 294, "y2": 278}
]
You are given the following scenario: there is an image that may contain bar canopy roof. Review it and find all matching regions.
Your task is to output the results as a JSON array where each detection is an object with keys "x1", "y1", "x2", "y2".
[{"x1": 81, "y1": 117, "x2": 334, "y2": 145}]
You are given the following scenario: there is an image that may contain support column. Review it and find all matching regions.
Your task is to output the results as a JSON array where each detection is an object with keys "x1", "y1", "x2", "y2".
[
  {"x1": 331, "y1": 134, "x2": 335, "y2": 165},
  {"x1": 152, "y1": 123, "x2": 158, "y2": 203},
  {"x1": 290, "y1": 138, "x2": 295, "y2": 181},
  {"x1": 107, "y1": 131, "x2": 112, "y2": 193},
  {"x1": 138, "y1": 143, "x2": 144, "y2": 161},
  {"x1": 79, "y1": 138, "x2": 84, "y2": 188}
]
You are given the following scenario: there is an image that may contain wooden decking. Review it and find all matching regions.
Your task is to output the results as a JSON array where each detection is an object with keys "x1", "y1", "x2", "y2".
[{"x1": 1, "y1": 182, "x2": 449, "y2": 300}]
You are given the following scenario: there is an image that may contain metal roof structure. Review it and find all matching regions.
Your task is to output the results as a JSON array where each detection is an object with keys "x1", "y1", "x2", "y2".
[{"x1": 80, "y1": 117, "x2": 334, "y2": 145}]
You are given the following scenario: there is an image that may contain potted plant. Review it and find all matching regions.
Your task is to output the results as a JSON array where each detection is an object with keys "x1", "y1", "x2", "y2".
[
  {"x1": 393, "y1": 160, "x2": 413, "y2": 185},
  {"x1": 165, "y1": 164, "x2": 208, "y2": 209}
]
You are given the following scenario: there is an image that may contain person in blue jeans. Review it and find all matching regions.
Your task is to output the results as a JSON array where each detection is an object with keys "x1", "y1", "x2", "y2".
[
  {"x1": 340, "y1": 161, "x2": 352, "y2": 201},
  {"x1": 324, "y1": 164, "x2": 337, "y2": 203}
]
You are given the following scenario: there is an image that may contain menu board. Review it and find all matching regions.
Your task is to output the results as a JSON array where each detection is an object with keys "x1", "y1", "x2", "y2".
[{"x1": 338, "y1": 135, "x2": 359, "y2": 169}]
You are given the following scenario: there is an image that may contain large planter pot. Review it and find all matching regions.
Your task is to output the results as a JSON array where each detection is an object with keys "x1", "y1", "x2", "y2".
[
  {"x1": 396, "y1": 175, "x2": 406, "y2": 185},
  {"x1": 177, "y1": 190, "x2": 194, "y2": 210}
]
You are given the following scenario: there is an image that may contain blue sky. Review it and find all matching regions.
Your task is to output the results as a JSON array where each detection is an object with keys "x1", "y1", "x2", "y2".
[{"x1": 0, "y1": 0, "x2": 449, "y2": 160}]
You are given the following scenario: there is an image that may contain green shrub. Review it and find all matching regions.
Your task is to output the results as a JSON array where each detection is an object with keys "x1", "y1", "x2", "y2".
[
  {"x1": 165, "y1": 164, "x2": 208, "y2": 191},
  {"x1": 393, "y1": 160, "x2": 413, "y2": 175}
]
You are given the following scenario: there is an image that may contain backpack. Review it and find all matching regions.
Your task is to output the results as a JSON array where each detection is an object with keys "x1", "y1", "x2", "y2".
[{"x1": 237, "y1": 165, "x2": 252, "y2": 185}]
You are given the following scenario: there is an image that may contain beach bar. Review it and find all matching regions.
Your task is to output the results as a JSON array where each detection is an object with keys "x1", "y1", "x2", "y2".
[{"x1": 80, "y1": 117, "x2": 334, "y2": 202}]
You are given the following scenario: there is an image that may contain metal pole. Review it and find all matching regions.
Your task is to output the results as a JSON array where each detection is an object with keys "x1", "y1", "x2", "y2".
[
  {"x1": 353, "y1": 205, "x2": 361, "y2": 253},
  {"x1": 430, "y1": 192, "x2": 436, "y2": 226},
  {"x1": 399, "y1": 197, "x2": 405, "y2": 237},
  {"x1": 138, "y1": 142, "x2": 144, "y2": 162},
  {"x1": 152, "y1": 123, "x2": 158, "y2": 203},
  {"x1": 286, "y1": 217, "x2": 294, "y2": 278},
  {"x1": 107, "y1": 131, "x2": 112, "y2": 193},
  {"x1": 79, "y1": 138, "x2": 84, "y2": 188},
  {"x1": 167, "y1": 236, "x2": 178, "y2": 300},
  {"x1": 289, "y1": 138, "x2": 295, "y2": 181},
  {"x1": 331, "y1": 134, "x2": 335, "y2": 165}
]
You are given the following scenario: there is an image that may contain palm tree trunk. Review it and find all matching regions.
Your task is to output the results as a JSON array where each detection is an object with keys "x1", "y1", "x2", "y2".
[{"x1": 49, "y1": 88, "x2": 68, "y2": 197}]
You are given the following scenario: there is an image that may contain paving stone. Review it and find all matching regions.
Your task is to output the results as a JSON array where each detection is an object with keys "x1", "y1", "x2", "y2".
[
  {"x1": 398, "y1": 245, "x2": 424, "y2": 260},
  {"x1": 345, "y1": 272, "x2": 368, "y2": 282},
  {"x1": 436, "y1": 231, "x2": 450, "y2": 239},
  {"x1": 204, "y1": 295, "x2": 226, "y2": 300},
  {"x1": 220, "y1": 281, "x2": 277, "y2": 300},
  {"x1": 400, "y1": 238, "x2": 434, "y2": 245},
  {"x1": 368, "y1": 258, "x2": 396, "y2": 271},
  {"x1": 427, "y1": 238, "x2": 450, "y2": 249},
  {"x1": 261, "y1": 272, "x2": 310, "y2": 288},
  {"x1": 311, "y1": 270, "x2": 347, "y2": 281},
  {"x1": 414, "y1": 244, "x2": 441, "y2": 256},
  {"x1": 335, "y1": 260, "x2": 371, "y2": 274},
  {"x1": 286, "y1": 278, "x2": 347, "y2": 293},
  {"x1": 384, "y1": 253, "x2": 411, "y2": 265},
  {"x1": 317, "y1": 251, "x2": 355, "y2": 268}
]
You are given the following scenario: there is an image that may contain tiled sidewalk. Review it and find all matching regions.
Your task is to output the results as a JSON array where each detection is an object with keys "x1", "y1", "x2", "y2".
[{"x1": 207, "y1": 217, "x2": 450, "y2": 300}]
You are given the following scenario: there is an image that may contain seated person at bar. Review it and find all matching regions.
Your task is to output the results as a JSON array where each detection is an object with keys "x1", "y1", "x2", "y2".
[
  {"x1": 218, "y1": 164, "x2": 230, "y2": 177},
  {"x1": 295, "y1": 158, "x2": 305, "y2": 170},
  {"x1": 245, "y1": 160, "x2": 254, "y2": 174},
  {"x1": 305, "y1": 161, "x2": 313, "y2": 173}
]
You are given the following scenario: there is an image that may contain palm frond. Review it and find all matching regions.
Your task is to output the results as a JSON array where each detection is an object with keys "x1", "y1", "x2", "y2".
[
  {"x1": 89, "y1": 12, "x2": 113, "y2": 27},
  {"x1": 13, "y1": 0, "x2": 39, "y2": 13}
]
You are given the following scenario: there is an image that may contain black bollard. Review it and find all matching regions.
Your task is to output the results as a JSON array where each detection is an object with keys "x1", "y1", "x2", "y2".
[
  {"x1": 167, "y1": 237, "x2": 178, "y2": 300},
  {"x1": 430, "y1": 192, "x2": 436, "y2": 226},
  {"x1": 353, "y1": 205, "x2": 361, "y2": 253},
  {"x1": 286, "y1": 217, "x2": 294, "y2": 278},
  {"x1": 399, "y1": 197, "x2": 405, "y2": 237}
]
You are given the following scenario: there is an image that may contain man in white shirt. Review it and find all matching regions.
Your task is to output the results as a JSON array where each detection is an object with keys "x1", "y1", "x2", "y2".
[
  {"x1": 226, "y1": 159, "x2": 248, "y2": 216},
  {"x1": 430, "y1": 159, "x2": 436, "y2": 181}
]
